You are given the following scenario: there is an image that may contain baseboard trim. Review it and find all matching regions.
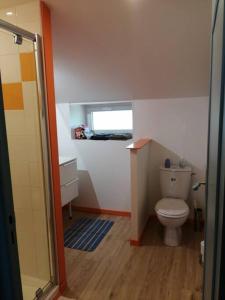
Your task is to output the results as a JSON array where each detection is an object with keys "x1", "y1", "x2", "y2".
[
  {"x1": 149, "y1": 214, "x2": 158, "y2": 222},
  {"x1": 59, "y1": 280, "x2": 67, "y2": 294},
  {"x1": 186, "y1": 218, "x2": 205, "y2": 231},
  {"x1": 53, "y1": 292, "x2": 61, "y2": 300},
  {"x1": 130, "y1": 215, "x2": 152, "y2": 247},
  {"x1": 130, "y1": 239, "x2": 141, "y2": 246},
  {"x1": 72, "y1": 205, "x2": 131, "y2": 217}
]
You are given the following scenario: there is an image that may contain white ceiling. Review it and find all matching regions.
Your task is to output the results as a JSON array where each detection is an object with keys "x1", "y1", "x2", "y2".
[
  {"x1": 0, "y1": 0, "x2": 31, "y2": 9},
  {"x1": 43, "y1": 0, "x2": 211, "y2": 103}
]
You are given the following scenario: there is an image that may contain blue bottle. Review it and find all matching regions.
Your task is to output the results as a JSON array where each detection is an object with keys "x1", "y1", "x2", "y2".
[{"x1": 165, "y1": 158, "x2": 171, "y2": 168}]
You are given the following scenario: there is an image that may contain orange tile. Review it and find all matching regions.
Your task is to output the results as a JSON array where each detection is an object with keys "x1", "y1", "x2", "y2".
[
  {"x1": 20, "y1": 52, "x2": 36, "y2": 82},
  {"x1": 2, "y1": 83, "x2": 24, "y2": 110}
]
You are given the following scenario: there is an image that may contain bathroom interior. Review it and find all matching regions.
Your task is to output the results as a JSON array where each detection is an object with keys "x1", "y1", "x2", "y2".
[
  {"x1": 0, "y1": 0, "x2": 213, "y2": 299},
  {"x1": 54, "y1": 0, "x2": 210, "y2": 296}
]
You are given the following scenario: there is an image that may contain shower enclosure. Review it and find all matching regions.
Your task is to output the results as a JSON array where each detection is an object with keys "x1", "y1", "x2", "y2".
[{"x1": 0, "y1": 20, "x2": 56, "y2": 300}]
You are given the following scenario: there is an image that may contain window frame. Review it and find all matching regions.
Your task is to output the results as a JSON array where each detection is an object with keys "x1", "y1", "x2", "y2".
[{"x1": 85, "y1": 102, "x2": 133, "y2": 134}]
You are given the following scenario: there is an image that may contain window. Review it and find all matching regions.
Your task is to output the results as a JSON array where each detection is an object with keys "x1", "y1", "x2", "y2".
[
  {"x1": 70, "y1": 102, "x2": 133, "y2": 140},
  {"x1": 86, "y1": 102, "x2": 133, "y2": 134},
  {"x1": 92, "y1": 110, "x2": 133, "y2": 131}
]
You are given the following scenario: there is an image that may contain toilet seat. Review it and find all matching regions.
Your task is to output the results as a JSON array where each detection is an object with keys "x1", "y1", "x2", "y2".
[{"x1": 155, "y1": 198, "x2": 189, "y2": 218}]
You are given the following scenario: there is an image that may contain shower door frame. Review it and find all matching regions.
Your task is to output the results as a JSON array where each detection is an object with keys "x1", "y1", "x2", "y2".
[{"x1": 0, "y1": 19, "x2": 58, "y2": 298}]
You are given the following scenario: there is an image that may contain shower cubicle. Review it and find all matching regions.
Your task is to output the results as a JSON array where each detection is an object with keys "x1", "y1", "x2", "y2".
[{"x1": 0, "y1": 19, "x2": 57, "y2": 299}]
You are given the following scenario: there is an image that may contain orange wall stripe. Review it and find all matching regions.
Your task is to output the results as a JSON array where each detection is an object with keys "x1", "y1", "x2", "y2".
[
  {"x1": 72, "y1": 205, "x2": 131, "y2": 217},
  {"x1": 40, "y1": 2, "x2": 67, "y2": 293}
]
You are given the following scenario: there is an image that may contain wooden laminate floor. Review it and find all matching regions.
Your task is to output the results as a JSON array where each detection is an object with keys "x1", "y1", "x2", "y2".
[{"x1": 62, "y1": 210, "x2": 203, "y2": 300}]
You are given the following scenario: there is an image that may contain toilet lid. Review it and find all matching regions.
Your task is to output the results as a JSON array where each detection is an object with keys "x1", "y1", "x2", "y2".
[{"x1": 155, "y1": 198, "x2": 189, "y2": 217}]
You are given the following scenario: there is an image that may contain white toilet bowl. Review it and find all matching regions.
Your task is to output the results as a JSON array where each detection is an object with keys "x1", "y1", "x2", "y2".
[{"x1": 155, "y1": 198, "x2": 189, "y2": 246}]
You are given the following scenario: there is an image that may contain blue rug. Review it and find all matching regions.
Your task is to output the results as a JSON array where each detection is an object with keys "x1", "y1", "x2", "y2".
[{"x1": 64, "y1": 217, "x2": 114, "y2": 251}]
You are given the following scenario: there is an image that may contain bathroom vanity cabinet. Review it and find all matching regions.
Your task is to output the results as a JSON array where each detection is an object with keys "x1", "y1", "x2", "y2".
[{"x1": 59, "y1": 156, "x2": 79, "y2": 218}]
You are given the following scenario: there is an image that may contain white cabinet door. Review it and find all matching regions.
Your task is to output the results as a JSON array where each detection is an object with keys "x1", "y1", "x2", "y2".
[
  {"x1": 60, "y1": 159, "x2": 77, "y2": 186},
  {"x1": 61, "y1": 179, "x2": 79, "y2": 207}
]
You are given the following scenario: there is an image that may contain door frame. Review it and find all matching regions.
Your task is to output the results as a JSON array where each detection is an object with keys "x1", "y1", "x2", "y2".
[
  {"x1": 213, "y1": 1, "x2": 225, "y2": 297},
  {"x1": 204, "y1": 0, "x2": 225, "y2": 299}
]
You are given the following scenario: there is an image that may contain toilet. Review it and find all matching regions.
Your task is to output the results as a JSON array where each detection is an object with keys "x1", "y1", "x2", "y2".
[{"x1": 155, "y1": 166, "x2": 192, "y2": 246}]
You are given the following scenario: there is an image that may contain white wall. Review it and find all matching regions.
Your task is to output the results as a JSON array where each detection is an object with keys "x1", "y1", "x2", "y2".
[
  {"x1": 133, "y1": 97, "x2": 209, "y2": 215},
  {"x1": 130, "y1": 142, "x2": 150, "y2": 241},
  {"x1": 46, "y1": 0, "x2": 211, "y2": 103},
  {"x1": 70, "y1": 104, "x2": 85, "y2": 128},
  {"x1": 56, "y1": 97, "x2": 208, "y2": 216},
  {"x1": 56, "y1": 103, "x2": 131, "y2": 211},
  {"x1": 50, "y1": 0, "x2": 210, "y2": 217},
  {"x1": 133, "y1": 97, "x2": 208, "y2": 170}
]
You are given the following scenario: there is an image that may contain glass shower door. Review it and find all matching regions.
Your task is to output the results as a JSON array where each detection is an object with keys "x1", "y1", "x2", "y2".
[{"x1": 0, "y1": 27, "x2": 54, "y2": 300}]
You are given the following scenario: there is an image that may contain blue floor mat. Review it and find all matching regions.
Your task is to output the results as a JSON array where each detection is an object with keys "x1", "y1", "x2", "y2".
[{"x1": 64, "y1": 217, "x2": 114, "y2": 252}]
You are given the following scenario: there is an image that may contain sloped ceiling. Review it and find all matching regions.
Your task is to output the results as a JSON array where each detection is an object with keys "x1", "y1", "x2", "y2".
[
  {"x1": 44, "y1": 0, "x2": 212, "y2": 102},
  {"x1": 0, "y1": 0, "x2": 30, "y2": 9}
]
